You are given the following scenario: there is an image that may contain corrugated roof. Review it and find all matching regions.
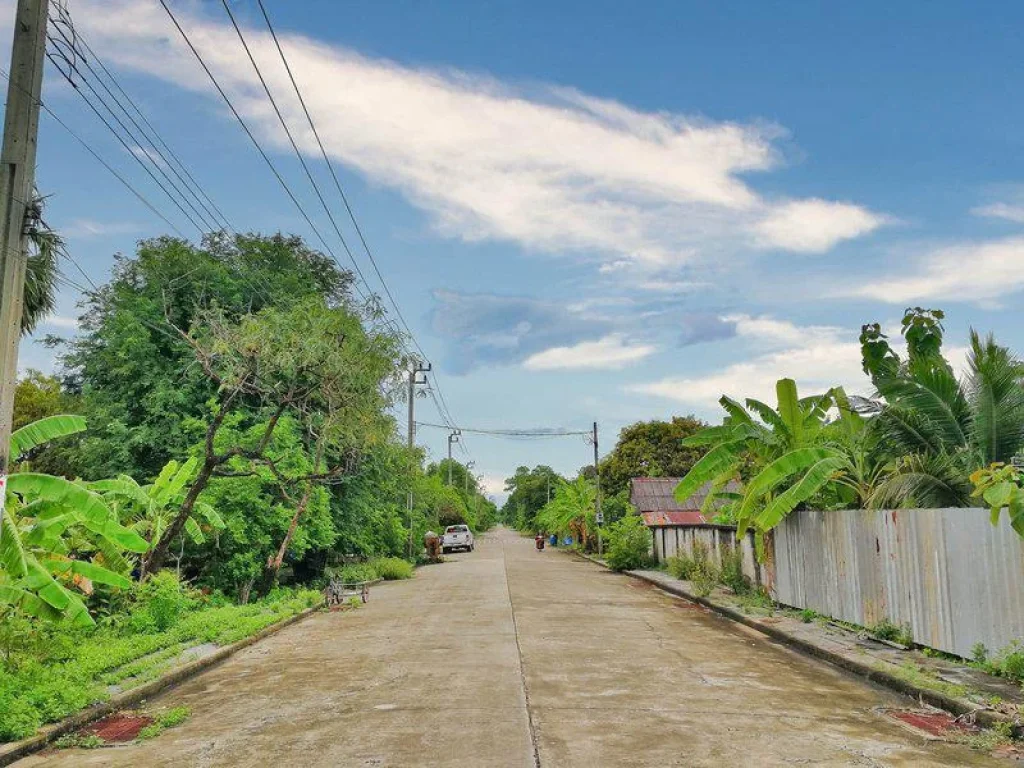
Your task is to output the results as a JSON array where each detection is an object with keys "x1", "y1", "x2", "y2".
[
  {"x1": 641, "y1": 510, "x2": 707, "y2": 527},
  {"x1": 630, "y1": 476, "x2": 741, "y2": 518}
]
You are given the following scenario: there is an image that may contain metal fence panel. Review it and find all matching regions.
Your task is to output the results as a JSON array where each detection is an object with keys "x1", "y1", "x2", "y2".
[{"x1": 773, "y1": 508, "x2": 1024, "y2": 658}]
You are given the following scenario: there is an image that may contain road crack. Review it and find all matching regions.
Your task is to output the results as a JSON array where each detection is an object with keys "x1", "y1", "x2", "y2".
[{"x1": 501, "y1": 536, "x2": 542, "y2": 768}]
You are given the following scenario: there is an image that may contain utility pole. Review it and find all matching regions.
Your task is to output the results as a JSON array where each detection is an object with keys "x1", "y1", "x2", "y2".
[
  {"x1": 447, "y1": 429, "x2": 460, "y2": 485},
  {"x1": 464, "y1": 460, "x2": 474, "y2": 496},
  {"x1": 405, "y1": 361, "x2": 430, "y2": 557},
  {"x1": 0, "y1": 0, "x2": 50, "y2": 535},
  {"x1": 593, "y1": 421, "x2": 603, "y2": 556}
]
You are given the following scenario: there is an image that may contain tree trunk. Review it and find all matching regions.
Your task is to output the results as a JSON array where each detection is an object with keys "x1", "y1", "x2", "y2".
[
  {"x1": 259, "y1": 482, "x2": 313, "y2": 596},
  {"x1": 143, "y1": 459, "x2": 215, "y2": 576}
]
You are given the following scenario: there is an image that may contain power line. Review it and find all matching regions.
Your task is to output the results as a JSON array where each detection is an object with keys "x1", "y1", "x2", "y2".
[
  {"x1": 0, "y1": 67, "x2": 187, "y2": 238},
  {"x1": 414, "y1": 421, "x2": 591, "y2": 438},
  {"x1": 255, "y1": 0, "x2": 425, "y2": 362}
]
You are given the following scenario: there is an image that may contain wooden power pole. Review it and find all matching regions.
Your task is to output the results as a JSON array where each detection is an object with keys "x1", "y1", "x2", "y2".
[{"x1": 0, "y1": 0, "x2": 49, "y2": 534}]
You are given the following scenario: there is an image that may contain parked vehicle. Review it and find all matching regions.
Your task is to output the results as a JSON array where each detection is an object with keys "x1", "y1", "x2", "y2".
[{"x1": 442, "y1": 524, "x2": 474, "y2": 553}]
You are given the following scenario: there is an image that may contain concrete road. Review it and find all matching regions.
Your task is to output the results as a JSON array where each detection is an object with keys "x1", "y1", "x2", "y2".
[{"x1": 23, "y1": 527, "x2": 1001, "y2": 767}]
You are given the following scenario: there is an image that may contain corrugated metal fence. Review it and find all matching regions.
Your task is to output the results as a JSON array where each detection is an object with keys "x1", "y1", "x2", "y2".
[{"x1": 773, "y1": 508, "x2": 1024, "y2": 658}]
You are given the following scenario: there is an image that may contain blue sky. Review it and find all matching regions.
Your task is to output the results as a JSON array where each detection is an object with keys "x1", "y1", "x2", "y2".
[{"x1": 6, "y1": 0, "x2": 1024, "y2": 500}]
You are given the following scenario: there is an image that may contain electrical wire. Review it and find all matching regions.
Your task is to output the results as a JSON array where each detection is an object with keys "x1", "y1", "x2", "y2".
[{"x1": 414, "y1": 421, "x2": 592, "y2": 437}]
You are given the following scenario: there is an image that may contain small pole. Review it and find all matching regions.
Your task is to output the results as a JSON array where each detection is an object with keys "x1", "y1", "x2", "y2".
[
  {"x1": 0, "y1": 0, "x2": 50, "y2": 534},
  {"x1": 447, "y1": 429, "x2": 460, "y2": 485}
]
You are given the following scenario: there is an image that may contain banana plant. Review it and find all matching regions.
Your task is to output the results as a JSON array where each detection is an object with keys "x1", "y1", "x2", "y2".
[
  {"x1": 0, "y1": 416, "x2": 148, "y2": 626},
  {"x1": 674, "y1": 378, "x2": 848, "y2": 538},
  {"x1": 89, "y1": 457, "x2": 225, "y2": 555}
]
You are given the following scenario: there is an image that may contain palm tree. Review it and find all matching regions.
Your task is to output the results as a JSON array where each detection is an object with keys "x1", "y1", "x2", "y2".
[
  {"x1": 863, "y1": 318, "x2": 1024, "y2": 508},
  {"x1": 23, "y1": 217, "x2": 61, "y2": 336}
]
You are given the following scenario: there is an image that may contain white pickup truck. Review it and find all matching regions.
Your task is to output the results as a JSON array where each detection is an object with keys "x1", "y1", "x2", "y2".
[{"x1": 441, "y1": 524, "x2": 474, "y2": 554}]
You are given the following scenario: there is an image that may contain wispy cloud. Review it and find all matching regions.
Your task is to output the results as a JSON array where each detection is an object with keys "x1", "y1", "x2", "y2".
[
  {"x1": 629, "y1": 317, "x2": 867, "y2": 408},
  {"x1": 971, "y1": 202, "x2": 1024, "y2": 224},
  {"x1": 68, "y1": 0, "x2": 883, "y2": 270},
  {"x1": 42, "y1": 315, "x2": 79, "y2": 329},
  {"x1": 839, "y1": 236, "x2": 1024, "y2": 304},
  {"x1": 523, "y1": 334, "x2": 655, "y2": 371},
  {"x1": 60, "y1": 218, "x2": 139, "y2": 238}
]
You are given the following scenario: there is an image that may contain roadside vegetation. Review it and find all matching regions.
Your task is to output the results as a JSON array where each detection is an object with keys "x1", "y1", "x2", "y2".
[{"x1": 0, "y1": 233, "x2": 497, "y2": 742}]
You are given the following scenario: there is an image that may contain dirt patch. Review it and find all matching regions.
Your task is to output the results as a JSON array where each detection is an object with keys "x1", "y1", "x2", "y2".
[
  {"x1": 84, "y1": 714, "x2": 154, "y2": 743},
  {"x1": 884, "y1": 709, "x2": 975, "y2": 738}
]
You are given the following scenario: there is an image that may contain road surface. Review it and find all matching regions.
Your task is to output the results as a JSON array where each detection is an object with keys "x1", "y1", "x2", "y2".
[{"x1": 22, "y1": 527, "x2": 1000, "y2": 767}]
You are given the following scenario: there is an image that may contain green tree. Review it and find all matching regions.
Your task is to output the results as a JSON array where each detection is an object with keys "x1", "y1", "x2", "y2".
[
  {"x1": 599, "y1": 416, "x2": 707, "y2": 497},
  {"x1": 861, "y1": 308, "x2": 1024, "y2": 507},
  {"x1": 501, "y1": 465, "x2": 563, "y2": 530}
]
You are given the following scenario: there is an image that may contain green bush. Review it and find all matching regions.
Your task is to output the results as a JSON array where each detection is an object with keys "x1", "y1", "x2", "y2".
[
  {"x1": 128, "y1": 571, "x2": 200, "y2": 632},
  {"x1": 604, "y1": 515, "x2": 651, "y2": 572},
  {"x1": 331, "y1": 563, "x2": 377, "y2": 584},
  {"x1": 665, "y1": 553, "x2": 694, "y2": 580},
  {"x1": 0, "y1": 692, "x2": 41, "y2": 741},
  {"x1": 370, "y1": 557, "x2": 413, "y2": 580},
  {"x1": 989, "y1": 641, "x2": 1024, "y2": 683},
  {"x1": 719, "y1": 548, "x2": 750, "y2": 595},
  {"x1": 688, "y1": 541, "x2": 719, "y2": 597}
]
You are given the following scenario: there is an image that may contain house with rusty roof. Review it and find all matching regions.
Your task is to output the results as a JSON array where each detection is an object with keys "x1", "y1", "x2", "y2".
[{"x1": 631, "y1": 476, "x2": 743, "y2": 563}]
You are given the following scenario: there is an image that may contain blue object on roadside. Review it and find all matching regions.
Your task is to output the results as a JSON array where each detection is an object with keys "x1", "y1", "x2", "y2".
[
  {"x1": 563, "y1": 536, "x2": 573, "y2": 546},
  {"x1": 549, "y1": 534, "x2": 557, "y2": 546}
]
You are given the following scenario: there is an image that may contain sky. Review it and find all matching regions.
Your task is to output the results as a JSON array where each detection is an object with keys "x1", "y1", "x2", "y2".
[{"x1": 5, "y1": 0, "x2": 1024, "y2": 502}]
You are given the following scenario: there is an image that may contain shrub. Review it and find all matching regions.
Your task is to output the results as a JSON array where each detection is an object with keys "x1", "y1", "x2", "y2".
[
  {"x1": 332, "y1": 563, "x2": 377, "y2": 584},
  {"x1": 990, "y1": 642, "x2": 1024, "y2": 683},
  {"x1": 129, "y1": 571, "x2": 199, "y2": 632},
  {"x1": 604, "y1": 515, "x2": 651, "y2": 572},
  {"x1": 688, "y1": 541, "x2": 719, "y2": 597},
  {"x1": 665, "y1": 554, "x2": 694, "y2": 580},
  {"x1": 719, "y1": 548, "x2": 750, "y2": 595},
  {"x1": 0, "y1": 692, "x2": 41, "y2": 741},
  {"x1": 370, "y1": 557, "x2": 413, "y2": 581}
]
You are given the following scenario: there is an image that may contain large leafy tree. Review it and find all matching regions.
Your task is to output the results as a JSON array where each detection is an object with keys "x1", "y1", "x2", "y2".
[
  {"x1": 861, "y1": 308, "x2": 1024, "y2": 507},
  {"x1": 58, "y1": 233, "x2": 352, "y2": 480},
  {"x1": 599, "y1": 416, "x2": 707, "y2": 497},
  {"x1": 501, "y1": 465, "x2": 564, "y2": 530},
  {"x1": 535, "y1": 477, "x2": 597, "y2": 549}
]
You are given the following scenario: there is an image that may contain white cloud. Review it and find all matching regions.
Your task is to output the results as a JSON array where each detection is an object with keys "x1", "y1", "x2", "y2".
[
  {"x1": 841, "y1": 236, "x2": 1024, "y2": 304},
  {"x1": 753, "y1": 199, "x2": 883, "y2": 253},
  {"x1": 523, "y1": 334, "x2": 655, "y2": 371},
  {"x1": 628, "y1": 319, "x2": 867, "y2": 408},
  {"x1": 61, "y1": 218, "x2": 139, "y2": 238},
  {"x1": 60, "y1": 0, "x2": 882, "y2": 268},
  {"x1": 971, "y1": 202, "x2": 1024, "y2": 223}
]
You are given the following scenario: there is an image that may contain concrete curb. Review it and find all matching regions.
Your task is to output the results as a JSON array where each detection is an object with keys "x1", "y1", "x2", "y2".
[
  {"x1": 0, "y1": 604, "x2": 323, "y2": 767},
  {"x1": 572, "y1": 552, "x2": 1015, "y2": 733}
]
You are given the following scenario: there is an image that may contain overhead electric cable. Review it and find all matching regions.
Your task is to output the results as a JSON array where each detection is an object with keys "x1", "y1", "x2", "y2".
[{"x1": 0, "y1": 68, "x2": 187, "y2": 238}]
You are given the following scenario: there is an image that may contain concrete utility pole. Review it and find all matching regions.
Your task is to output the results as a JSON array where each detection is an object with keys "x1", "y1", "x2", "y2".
[
  {"x1": 446, "y1": 429, "x2": 460, "y2": 485},
  {"x1": 406, "y1": 361, "x2": 430, "y2": 557},
  {"x1": 593, "y1": 421, "x2": 603, "y2": 556},
  {"x1": 0, "y1": 0, "x2": 49, "y2": 534}
]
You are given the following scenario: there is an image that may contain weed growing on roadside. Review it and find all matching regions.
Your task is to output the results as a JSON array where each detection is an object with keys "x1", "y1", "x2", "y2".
[
  {"x1": 54, "y1": 733, "x2": 106, "y2": 749},
  {"x1": 882, "y1": 661, "x2": 970, "y2": 700},
  {"x1": 972, "y1": 642, "x2": 990, "y2": 664},
  {"x1": 665, "y1": 554, "x2": 694, "y2": 580},
  {"x1": 799, "y1": 608, "x2": 818, "y2": 623},
  {"x1": 719, "y1": 549, "x2": 750, "y2": 595},
  {"x1": 137, "y1": 706, "x2": 191, "y2": 741},
  {"x1": 369, "y1": 558, "x2": 414, "y2": 581},
  {"x1": 869, "y1": 619, "x2": 914, "y2": 646},
  {"x1": 956, "y1": 720, "x2": 1017, "y2": 753}
]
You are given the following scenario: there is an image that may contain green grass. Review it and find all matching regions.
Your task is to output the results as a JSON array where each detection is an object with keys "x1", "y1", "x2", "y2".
[
  {"x1": 369, "y1": 557, "x2": 414, "y2": 580},
  {"x1": 137, "y1": 706, "x2": 191, "y2": 741},
  {"x1": 0, "y1": 589, "x2": 321, "y2": 743},
  {"x1": 878, "y1": 660, "x2": 971, "y2": 700}
]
